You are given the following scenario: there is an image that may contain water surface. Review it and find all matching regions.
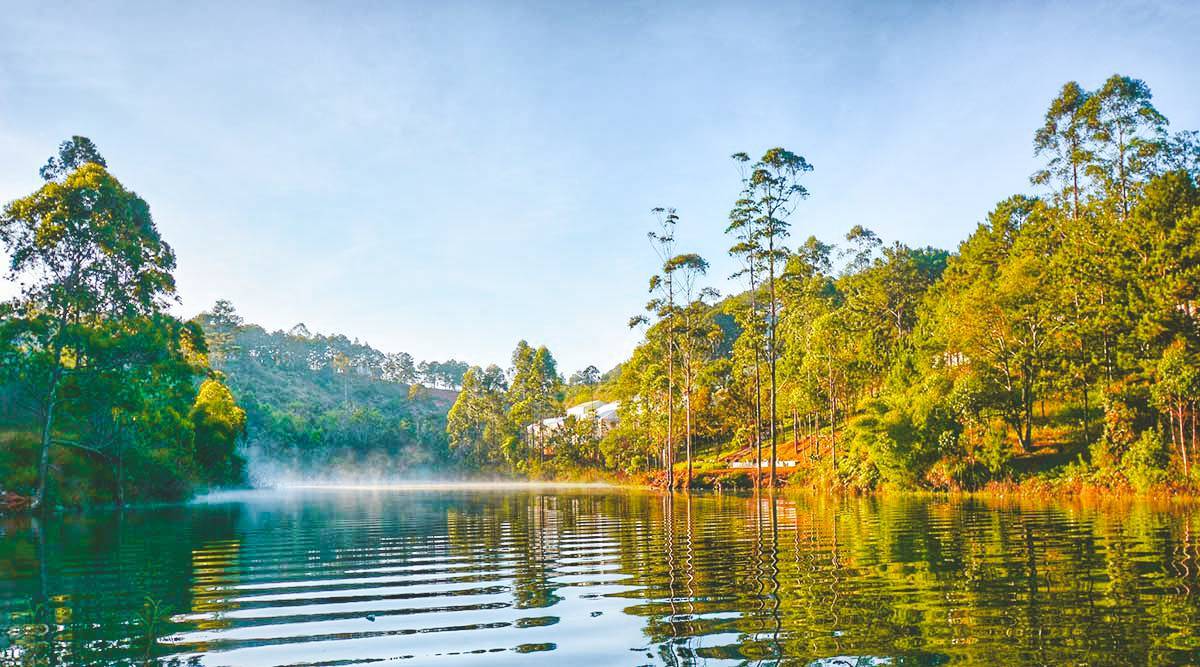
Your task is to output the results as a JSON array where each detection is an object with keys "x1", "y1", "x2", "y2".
[{"x1": 3, "y1": 487, "x2": 1200, "y2": 665}]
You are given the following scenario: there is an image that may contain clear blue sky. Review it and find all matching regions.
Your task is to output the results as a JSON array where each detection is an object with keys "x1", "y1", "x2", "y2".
[{"x1": 2, "y1": 1, "x2": 1198, "y2": 375}]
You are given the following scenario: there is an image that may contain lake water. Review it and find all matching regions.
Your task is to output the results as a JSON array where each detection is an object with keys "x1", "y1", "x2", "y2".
[{"x1": 3, "y1": 487, "x2": 1200, "y2": 666}]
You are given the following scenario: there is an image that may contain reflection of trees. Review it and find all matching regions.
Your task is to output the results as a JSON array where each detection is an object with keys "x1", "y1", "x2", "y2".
[
  {"x1": 2, "y1": 507, "x2": 240, "y2": 665},
  {"x1": 7, "y1": 493, "x2": 1200, "y2": 665},
  {"x1": 606, "y1": 493, "x2": 1200, "y2": 665}
]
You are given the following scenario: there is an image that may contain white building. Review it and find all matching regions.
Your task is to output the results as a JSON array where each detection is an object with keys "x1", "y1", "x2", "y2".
[{"x1": 526, "y1": 400, "x2": 621, "y2": 439}]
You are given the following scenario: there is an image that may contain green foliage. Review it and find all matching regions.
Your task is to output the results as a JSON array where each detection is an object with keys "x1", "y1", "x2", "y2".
[
  {"x1": 0, "y1": 138, "x2": 243, "y2": 507},
  {"x1": 447, "y1": 364, "x2": 512, "y2": 469},
  {"x1": 847, "y1": 361, "x2": 961, "y2": 488},
  {"x1": 189, "y1": 378, "x2": 247, "y2": 486},
  {"x1": 594, "y1": 74, "x2": 1200, "y2": 494},
  {"x1": 1122, "y1": 428, "x2": 1169, "y2": 491},
  {"x1": 193, "y1": 303, "x2": 452, "y2": 481}
]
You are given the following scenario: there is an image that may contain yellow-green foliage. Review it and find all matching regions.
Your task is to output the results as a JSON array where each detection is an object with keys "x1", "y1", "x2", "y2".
[{"x1": 189, "y1": 378, "x2": 247, "y2": 487}]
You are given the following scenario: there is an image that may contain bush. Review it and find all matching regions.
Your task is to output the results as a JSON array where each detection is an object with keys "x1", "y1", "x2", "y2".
[{"x1": 1121, "y1": 428, "x2": 1169, "y2": 491}]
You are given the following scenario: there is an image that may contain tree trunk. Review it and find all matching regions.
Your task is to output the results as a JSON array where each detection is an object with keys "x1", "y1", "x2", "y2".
[
  {"x1": 685, "y1": 375, "x2": 693, "y2": 490},
  {"x1": 666, "y1": 342, "x2": 674, "y2": 490},
  {"x1": 827, "y1": 361, "x2": 836, "y2": 476},
  {"x1": 792, "y1": 409, "x2": 799, "y2": 455},
  {"x1": 1021, "y1": 373, "x2": 1034, "y2": 452},
  {"x1": 1180, "y1": 402, "x2": 1190, "y2": 479},
  {"x1": 1191, "y1": 401, "x2": 1197, "y2": 486},
  {"x1": 829, "y1": 397, "x2": 837, "y2": 475},
  {"x1": 1081, "y1": 382, "x2": 1091, "y2": 446},
  {"x1": 116, "y1": 443, "x2": 125, "y2": 508},
  {"x1": 34, "y1": 365, "x2": 63, "y2": 512},
  {"x1": 815, "y1": 412, "x2": 821, "y2": 461},
  {"x1": 767, "y1": 247, "x2": 778, "y2": 487},
  {"x1": 753, "y1": 350, "x2": 763, "y2": 487}
]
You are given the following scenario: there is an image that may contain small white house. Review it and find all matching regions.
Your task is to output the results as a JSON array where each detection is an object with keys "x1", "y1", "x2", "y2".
[{"x1": 526, "y1": 400, "x2": 621, "y2": 439}]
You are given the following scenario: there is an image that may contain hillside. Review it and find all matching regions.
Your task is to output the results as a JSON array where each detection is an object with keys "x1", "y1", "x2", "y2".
[{"x1": 195, "y1": 301, "x2": 461, "y2": 484}]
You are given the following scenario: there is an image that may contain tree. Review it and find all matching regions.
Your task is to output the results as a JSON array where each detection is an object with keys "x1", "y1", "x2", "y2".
[
  {"x1": 508, "y1": 342, "x2": 563, "y2": 467},
  {"x1": 739, "y1": 147, "x2": 813, "y2": 485},
  {"x1": 930, "y1": 196, "x2": 1058, "y2": 452},
  {"x1": 1033, "y1": 81, "x2": 1093, "y2": 220},
  {"x1": 727, "y1": 153, "x2": 766, "y2": 484},
  {"x1": 665, "y1": 253, "x2": 718, "y2": 488},
  {"x1": 0, "y1": 139, "x2": 178, "y2": 509},
  {"x1": 447, "y1": 365, "x2": 512, "y2": 469},
  {"x1": 382, "y1": 351, "x2": 417, "y2": 383},
  {"x1": 39, "y1": 136, "x2": 107, "y2": 181},
  {"x1": 1081, "y1": 74, "x2": 1167, "y2": 221},
  {"x1": 632, "y1": 208, "x2": 682, "y2": 487},
  {"x1": 1152, "y1": 340, "x2": 1199, "y2": 478},
  {"x1": 190, "y1": 377, "x2": 247, "y2": 487},
  {"x1": 202, "y1": 299, "x2": 243, "y2": 363},
  {"x1": 569, "y1": 365, "x2": 602, "y2": 386}
]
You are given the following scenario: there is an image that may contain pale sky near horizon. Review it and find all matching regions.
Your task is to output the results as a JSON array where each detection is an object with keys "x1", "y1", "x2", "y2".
[{"x1": 2, "y1": 1, "x2": 1199, "y2": 375}]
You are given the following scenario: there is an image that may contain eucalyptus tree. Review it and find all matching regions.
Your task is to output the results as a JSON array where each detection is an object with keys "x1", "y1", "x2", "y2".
[
  {"x1": 1033, "y1": 81, "x2": 1093, "y2": 220},
  {"x1": 1081, "y1": 74, "x2": 1167, "y2": 221},
  {"x1": 727, "y1": 153, "x2": 766, "y2": 482},
  {"x1": 739, "y1": 148, "x2": 813, "y2": 485},
  {"x1": 630, "y1": 208, "x2": 681, "y2": 487},
  {"x1": 0, "y1": 138, "x2": 179, "y2": 509},
  {"x1": 665, "y1": 253, "x2": 719, "y2": 487},
  {"x1": 570, "y1": 365, "x2": 602, "y2": 386},
  {"x1": 509, "y1": 341, "x2": 563, "y2": 467}
]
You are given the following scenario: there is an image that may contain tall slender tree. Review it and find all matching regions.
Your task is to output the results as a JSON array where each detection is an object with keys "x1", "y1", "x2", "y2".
[
  {"x1": 631, "y1": 208, "x2": 682, "y2": 487},
  {"x1": 740, "y1": 148, "x2": 813, "y2": 485},
  {"x1": 665, "y1": 253, "x2": 717, "y2": 488},
  {"x1": 728, "y1": 153, "x2": 766, "y2": 485}
]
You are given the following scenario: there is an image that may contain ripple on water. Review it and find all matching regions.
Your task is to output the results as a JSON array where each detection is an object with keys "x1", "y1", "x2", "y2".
[{"x1": 6, "y1": 489, "x2": 1200, "y2": 666}]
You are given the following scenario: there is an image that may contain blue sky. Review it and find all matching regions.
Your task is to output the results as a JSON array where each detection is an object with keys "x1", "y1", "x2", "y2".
[{"x1": 2, "y1": 1, "x2": 1198, "y2": 375}]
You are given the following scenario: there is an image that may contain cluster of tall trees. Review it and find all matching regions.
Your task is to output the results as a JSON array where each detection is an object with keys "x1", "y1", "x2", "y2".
[
  {"x1": 0, "y1": 138, "x2": 246, "y2": 508},
  {"x1": 201, "y1": 301, "x2": 469, "y2": 391},
  {"x1": 192, "y1": 301, "x2": 454, "y2": 481},
  {"x1": 591, "y1": 74, "x2": 1200, "y2": 491},
  {"x1": 448, "y1": 341, "x2": 613, "y2": 474}
]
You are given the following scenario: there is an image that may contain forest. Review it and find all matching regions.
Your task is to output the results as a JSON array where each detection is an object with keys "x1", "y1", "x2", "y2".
[
  {"x1": 447, "y1": 74, "x2": 1200, "y2": 494},
  {"x1": 192, "y1": 300, "x2": 460, "y2": 483},
  {"x1": 4, "y1": 73, "x2": 1200, "y2": 508},
  {"x1": 0, "y1": 139, "x2": 467, "y2": 508}
]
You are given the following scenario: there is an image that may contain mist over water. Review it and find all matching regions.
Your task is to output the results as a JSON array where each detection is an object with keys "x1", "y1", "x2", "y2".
[{"x1": 5, "y1": 489, "x2": 1200, "y2": 665}]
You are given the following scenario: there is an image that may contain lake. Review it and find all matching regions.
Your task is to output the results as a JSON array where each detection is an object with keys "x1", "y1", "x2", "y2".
[{"x1": 2, "y1": 486, "x2": 1200, "y2": 665}]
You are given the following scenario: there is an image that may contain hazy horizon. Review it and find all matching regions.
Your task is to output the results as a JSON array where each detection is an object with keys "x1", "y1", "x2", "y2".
[{"x1": 3, "y1": 1, "x2": 1199, "y2": 374}]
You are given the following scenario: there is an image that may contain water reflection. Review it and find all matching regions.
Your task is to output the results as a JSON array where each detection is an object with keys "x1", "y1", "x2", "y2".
[{"x1": 3, "y1": 490, "x2": 1200, "y2": 665}]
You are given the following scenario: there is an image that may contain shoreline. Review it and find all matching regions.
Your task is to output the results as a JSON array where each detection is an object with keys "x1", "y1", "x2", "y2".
[{"x1": 7, "y1": 476, "x2": 1200, "y2": 517}]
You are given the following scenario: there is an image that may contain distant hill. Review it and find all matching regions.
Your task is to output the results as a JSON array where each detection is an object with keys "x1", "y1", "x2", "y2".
[{"x1": 194, "y1": 302, "x2": 465, "y2": 484}]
